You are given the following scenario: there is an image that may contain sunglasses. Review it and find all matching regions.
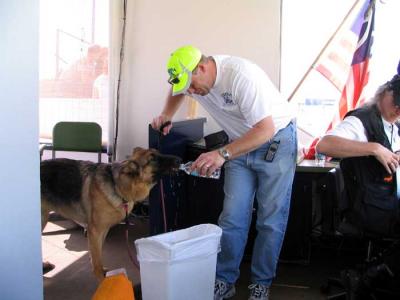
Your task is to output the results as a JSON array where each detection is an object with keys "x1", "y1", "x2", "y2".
[
  {"x1": 168, "y1": 76, "x2": 180, "y2": 85},
  {"x1": 167, "y1": 62, "x2": 198, "y2": 86}
]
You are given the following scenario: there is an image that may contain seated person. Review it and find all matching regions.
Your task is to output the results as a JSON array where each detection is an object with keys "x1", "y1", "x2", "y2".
[
  {"x1": 317, "y1": 73, "x2": 400, "y2": 236},
  {"x1": 316, "y1": 73, "x2": 400, "y2": 298}
]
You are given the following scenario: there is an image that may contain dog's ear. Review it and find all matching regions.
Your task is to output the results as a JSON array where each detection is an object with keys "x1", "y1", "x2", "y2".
[{"x1": 132, "y1": 147, "x2": 144, "y2": 156}]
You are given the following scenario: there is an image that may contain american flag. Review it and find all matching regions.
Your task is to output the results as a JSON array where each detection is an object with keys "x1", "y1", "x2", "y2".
[
  {"x1": 305, "y1": 0, "x2": 375, "y2": 158},
  {"x1": 324, "y1": 0, "x2": 375, "y2": 129},
  {"x1": 315, "y1": 30, "x2": 359, "y2": 92},
  {"x1": 335, "y1": 0, "x2": 375, "y2": 122}
]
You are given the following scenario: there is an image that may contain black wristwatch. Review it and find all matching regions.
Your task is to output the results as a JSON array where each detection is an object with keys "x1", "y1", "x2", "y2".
[{"x1": 218, "y1": 147, "x2": 231, "y2": 161}]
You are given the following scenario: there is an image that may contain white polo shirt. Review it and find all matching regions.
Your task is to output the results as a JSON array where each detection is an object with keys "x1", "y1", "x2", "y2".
[
  {"x1": 190, "y1": 55, "x2": 295, "y2": 140},
  {"x1": 327, "y1": 115, "x2": 400, "y2": 197}
]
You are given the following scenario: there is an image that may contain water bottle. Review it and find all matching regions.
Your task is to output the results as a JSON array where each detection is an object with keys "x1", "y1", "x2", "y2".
[
  {"x1": 179, "y1": 161, "x2": 221, "y2": 179},
  {"x1": 315, "y1": 151, "x2": 326, "y2": 167}
]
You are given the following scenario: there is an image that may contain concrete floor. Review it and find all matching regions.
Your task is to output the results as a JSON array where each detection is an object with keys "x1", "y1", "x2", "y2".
[{"x1": 42, "y1": 214, "x2": 359, "y2": 300}]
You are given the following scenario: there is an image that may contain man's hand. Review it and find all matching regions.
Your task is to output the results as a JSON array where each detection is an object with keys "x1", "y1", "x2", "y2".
[
  {"x1": 191, "y1": 150, "x2": 225, "y2": 177},
  {"x1": 151, "y1": 115, "x2": 172, "y2": 135},
  {"x1": 373, "y1": 143, "x2": 400, "y2": 174}
]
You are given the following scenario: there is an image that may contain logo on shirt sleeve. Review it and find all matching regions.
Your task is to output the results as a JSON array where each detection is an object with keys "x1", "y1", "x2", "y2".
[{"x1": 221, "y1": 92, "x2": 234, "y2": 105}]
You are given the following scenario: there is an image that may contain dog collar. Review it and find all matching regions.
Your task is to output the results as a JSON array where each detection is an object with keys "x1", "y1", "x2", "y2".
[
  {"x1": 121, "y1": 201, "x2": 128, "y2": 210},
  {"x1": 121, "y1": 201, "x2": 132, "y2": 227}
]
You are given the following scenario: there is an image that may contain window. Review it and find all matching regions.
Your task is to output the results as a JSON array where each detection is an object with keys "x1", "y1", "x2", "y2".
[
  {"x1": 282, "y1": 0, "x2": 400, "y2": 149},
  {"x1": 39, "y1": 0, "x2": 110, "y2": 144}
]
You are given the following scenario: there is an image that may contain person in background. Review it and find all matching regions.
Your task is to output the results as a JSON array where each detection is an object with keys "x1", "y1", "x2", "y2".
[
  {"x1": 152, "y1": 45, "x2": 297, "y2": 300},
  {"x1": 316, "y1": 73, "x2": 400, "y2": 184},
  {"x1": 316, "y1": 69, "x2": 400, "y2": 299},
  {"x1": 92, "y1": 48, "x2": 109, "y2": 99}
]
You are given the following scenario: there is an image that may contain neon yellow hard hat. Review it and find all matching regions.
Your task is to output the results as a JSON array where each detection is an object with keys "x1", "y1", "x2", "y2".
[{"x1": 167, "y1": 45, "x2": 202, "y2": 95}]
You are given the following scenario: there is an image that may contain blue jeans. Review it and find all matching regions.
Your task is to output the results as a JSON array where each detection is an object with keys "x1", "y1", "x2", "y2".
[{"x1": 216, "y1": 121, "x2": 297, "y2": 286}]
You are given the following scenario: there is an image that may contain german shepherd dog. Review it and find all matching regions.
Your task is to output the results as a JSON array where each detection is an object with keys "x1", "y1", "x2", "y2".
[{"x1": 40, "y1": 147, "x2": 181, "y2": 280}]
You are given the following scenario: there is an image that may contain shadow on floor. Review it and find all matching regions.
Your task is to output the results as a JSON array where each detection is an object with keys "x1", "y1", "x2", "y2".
[{"x1": 43, "y1": 216, "x2": 366, "y2": 300}]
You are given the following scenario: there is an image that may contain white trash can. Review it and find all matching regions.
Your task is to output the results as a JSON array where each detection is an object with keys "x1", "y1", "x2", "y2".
[{"x1": 135, "y1": 224, "x2": 222, "y2": 300}]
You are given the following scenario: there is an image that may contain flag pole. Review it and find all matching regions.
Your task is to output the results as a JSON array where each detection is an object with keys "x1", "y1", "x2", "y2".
[{"x1": 287, "y1": 0, "x2": 362, "y2": 102}]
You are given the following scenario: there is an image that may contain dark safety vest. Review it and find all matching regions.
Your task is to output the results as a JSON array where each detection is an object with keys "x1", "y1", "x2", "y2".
[{"x1": 340, "y1": 104, "x2": 400, "y2": 237}]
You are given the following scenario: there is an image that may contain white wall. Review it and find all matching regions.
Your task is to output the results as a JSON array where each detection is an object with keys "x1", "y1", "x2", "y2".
[
  {"x1": 115, "y1": 0, "x2": 281, "y2": 159},
  {"x1": 0, "y1": 1, "x2": 43, "y2": 300}
]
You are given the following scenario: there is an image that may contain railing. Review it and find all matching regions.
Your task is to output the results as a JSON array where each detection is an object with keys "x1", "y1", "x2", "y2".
[{"x1": 55, "y1": 28, "x2": 92, "y2": 79}]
